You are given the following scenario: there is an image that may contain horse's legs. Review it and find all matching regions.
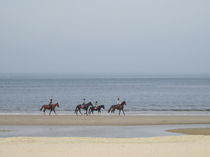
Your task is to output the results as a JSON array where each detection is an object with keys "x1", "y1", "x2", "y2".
[
  {"x1": 85, "y1": 109, "x2": 88, "y2": 116},
  {"x1": 75, "y1": 108, "x2": 78, "y2": 115},
  {"x1": 43, "y1": 109, "x2": 46, "y2": 115},
  {"x1": 88, "y1": 109, "x2": 92, "y2": 115},
  {"x1": 49, "y1": 109, "x2": 52, "y2": 115},
  {"x1": 53, "y1": 109, "x2": 56, "y2": 115},
  {"x1": 119, "y1": 109, "x2": 121, "y2": 116},
  {"x1": 122, "y1": 109, "x2": 125, "y2": 116}
]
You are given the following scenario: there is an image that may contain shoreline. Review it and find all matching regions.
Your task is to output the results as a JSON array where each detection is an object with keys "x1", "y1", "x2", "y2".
[
  {"x1": 0, "y1": 115, "x2": 210, "y2": 126},
  {"x1": 1, "y1": 110, "x2": 210, "y2": 116}
]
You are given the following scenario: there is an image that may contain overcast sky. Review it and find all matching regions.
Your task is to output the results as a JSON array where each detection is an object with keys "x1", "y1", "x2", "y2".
[{"x1": 0, "y1": 0, "x2": 209, "y2": 74}]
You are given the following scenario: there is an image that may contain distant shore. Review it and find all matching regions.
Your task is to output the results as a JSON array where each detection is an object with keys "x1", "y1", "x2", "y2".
[{"x1": 0, "y1": 115, "x2": 210, "y2": 126}]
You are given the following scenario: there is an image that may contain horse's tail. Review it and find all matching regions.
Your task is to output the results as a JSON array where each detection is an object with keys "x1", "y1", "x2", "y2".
[
  {"x1": 88, "y1": 107, "x2": 92, "y2": 114},
  {"x1": 40, "y1": 106, "x2": 43, "y2": 111},
  {"x1": 108, "y1": 106, "x2": 113, "y2": 113},
  {"x1": 74, "y1": 106, "x2": 79, "y2": 113}
]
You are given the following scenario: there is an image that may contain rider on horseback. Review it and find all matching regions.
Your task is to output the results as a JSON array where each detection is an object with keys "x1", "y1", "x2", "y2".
[
  {"x1": 81, "y1": 98, "x2": 86, "y2": 108},
  {"x1": 49, "y1": 99, "x2": 53, "y2": 108},
  {"x1": 94, "y1": 101, "x2": 98, "y2": 109},
  {"x1": 117, "y1": 98, "x2": 121, "y2": 105}
]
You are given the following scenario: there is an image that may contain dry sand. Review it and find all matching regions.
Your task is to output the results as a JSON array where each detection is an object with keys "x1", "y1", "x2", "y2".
[
  {"x1": 0, "y1": 115, "x2": 210, "y2": 126},
  {"x1": 0, "y1": 136, "x2": 210, "y2": 157}
]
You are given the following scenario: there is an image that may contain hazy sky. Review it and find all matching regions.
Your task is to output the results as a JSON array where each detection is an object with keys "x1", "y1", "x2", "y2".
[{"x1": 0, "y1": 0, "x2": 210, "y2": 74}]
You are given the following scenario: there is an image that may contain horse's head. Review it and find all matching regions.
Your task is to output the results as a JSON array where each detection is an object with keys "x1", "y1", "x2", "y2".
[
  {"x1": 56, "y1": 103, "x2": 60, "y2": 107},
  {"x1": 87, "y1": 102, "x2": 93, "y2": 107},
  {"x1": 101, "y1": 105, "x2": 105, "y2": 109},
  {"x1": 122, "y1": 101, "x2": 127, "y2": 105}
]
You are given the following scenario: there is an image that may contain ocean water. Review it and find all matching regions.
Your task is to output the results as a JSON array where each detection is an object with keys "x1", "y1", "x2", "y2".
[{"x1": 0, "y1": 74, "x2": 210, "y2": 115}]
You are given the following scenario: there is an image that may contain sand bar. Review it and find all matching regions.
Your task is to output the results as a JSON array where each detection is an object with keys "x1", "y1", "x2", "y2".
[
  {"x1": 0, "y1": 136, "x2": 210, "y2": 157},
  {"x1": 168, "y1": 128, "x2": 210, "y2": 135},
  {"x1": 0, "y1": 115, "x2": 210, "y2": 126}
]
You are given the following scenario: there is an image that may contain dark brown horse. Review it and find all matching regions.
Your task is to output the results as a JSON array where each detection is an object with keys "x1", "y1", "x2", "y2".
[
  {"x1": 88, "y1": 105, "x2": 105, "y2": 115},
  {"x1": 108, "y1": 101, "x2": 127, "y2": 116},
  {"x1": 40, "y1": 103, "x2": 60, "y2": 115},
  {"x1": 74, "y1": 102, "x2": 93, "y2": 115}
]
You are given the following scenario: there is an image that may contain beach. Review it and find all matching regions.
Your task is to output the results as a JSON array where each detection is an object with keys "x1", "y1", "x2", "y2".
[
  {"x1": 1, "y1": 0, "x2": 210, "y2": 155},
  {"x1": 0, "y1": 115, "x2": 210, "y2": 126},
  {"x1": 1, "y1": 136, "x2": 210, "y2": 157},
  {"x1": 1, "y1": 115, "x2": 210, "y2": 157}
]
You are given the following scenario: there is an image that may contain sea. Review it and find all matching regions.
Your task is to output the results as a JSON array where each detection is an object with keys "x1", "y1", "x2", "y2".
[{"x1": 0, "y1": 73, "x2": 210, "y2": 115}]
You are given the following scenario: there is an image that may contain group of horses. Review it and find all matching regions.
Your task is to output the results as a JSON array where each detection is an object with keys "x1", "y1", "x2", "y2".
[{"x1": 40, "y1": 101, "x2": 127, "y2": 116}]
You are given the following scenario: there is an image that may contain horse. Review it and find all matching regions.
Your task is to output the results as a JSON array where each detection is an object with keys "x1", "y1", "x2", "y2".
[
  {"x1": 74, "y1": 102, "x2": 93, "y2": 115},
  {"x1": 89, "y1": 105, "x2": 105, "y2": 115},
  {"x1": 40, "y1": 103, "x2": 60, "y2": 115},
  {"x1": 108, "y1": 101, "x2": 127, "y2": 116}
]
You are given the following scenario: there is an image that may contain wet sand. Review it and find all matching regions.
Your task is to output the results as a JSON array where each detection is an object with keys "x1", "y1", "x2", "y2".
[
  {"x1": 0, "y1": 115, "x2": 210, "y2": 126},
  {"x1": 0, "y1": 136, "x2": 210, "y2": 157}
]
